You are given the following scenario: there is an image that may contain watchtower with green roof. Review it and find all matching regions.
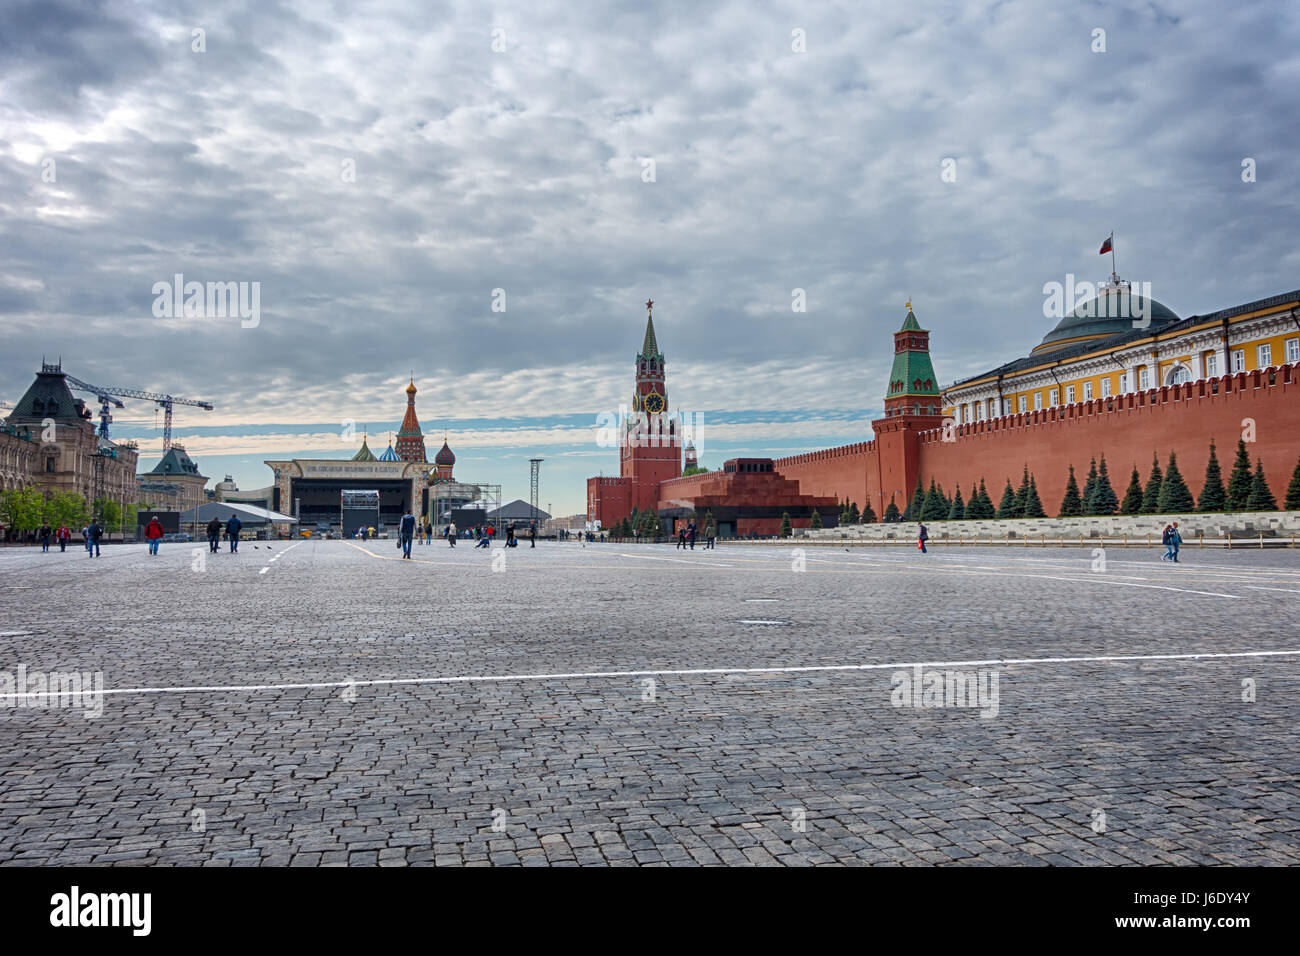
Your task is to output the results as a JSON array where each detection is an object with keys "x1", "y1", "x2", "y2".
[{"x1": 883, "y1": 302, "x2": 943, "y2": 420}]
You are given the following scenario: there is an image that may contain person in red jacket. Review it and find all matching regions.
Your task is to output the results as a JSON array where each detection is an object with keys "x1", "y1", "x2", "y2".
[
  {"x1": 145, "y1": 516, "x2": 165, "y2": 555},
  {"x1": 56, "y1": 525, "x2": 71, "y2": 552}
]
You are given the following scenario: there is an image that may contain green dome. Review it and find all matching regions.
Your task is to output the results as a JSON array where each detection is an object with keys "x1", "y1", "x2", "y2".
[{"x1": 1034, "y1": 289, "x2": 1179, "y2": 354}]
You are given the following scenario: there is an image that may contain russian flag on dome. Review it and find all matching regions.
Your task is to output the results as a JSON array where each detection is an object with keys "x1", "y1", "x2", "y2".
[{"x1": 1099, "y1": 234, "x2": 1114, "y2": 255}]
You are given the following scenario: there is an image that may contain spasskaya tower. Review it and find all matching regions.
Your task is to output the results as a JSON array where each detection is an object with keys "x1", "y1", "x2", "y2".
[{"x1": 620, "y1": 299, "x2": 681, "y2": 511}]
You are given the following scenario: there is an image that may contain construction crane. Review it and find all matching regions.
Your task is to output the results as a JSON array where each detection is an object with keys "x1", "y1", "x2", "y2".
[{"x1": 62, "y1": 372, "x2": 214, "y2": 449}]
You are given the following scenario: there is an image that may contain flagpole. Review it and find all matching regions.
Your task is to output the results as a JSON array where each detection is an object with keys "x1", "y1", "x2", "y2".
[{"x1": 1110, "y1": 230, "x2": 1116, "y2": 278}]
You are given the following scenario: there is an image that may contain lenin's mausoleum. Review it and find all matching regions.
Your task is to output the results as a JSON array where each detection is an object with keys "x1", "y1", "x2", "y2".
[{"x1": 587, "y1": 278, "x2": 1300, "y2": 536}]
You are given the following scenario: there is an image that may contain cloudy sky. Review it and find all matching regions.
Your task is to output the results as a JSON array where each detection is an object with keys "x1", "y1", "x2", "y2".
[{"x1": 2, "y1": 0, "x2": 1297, "y2": 514}]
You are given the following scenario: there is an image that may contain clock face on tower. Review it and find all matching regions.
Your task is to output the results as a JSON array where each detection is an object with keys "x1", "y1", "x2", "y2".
[{"x1": 643, "y1": 392, "x2": 666, "y2": 414}]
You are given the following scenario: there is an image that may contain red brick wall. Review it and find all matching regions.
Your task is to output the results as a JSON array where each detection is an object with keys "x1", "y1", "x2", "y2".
[
  {"x1": 767, "y1": 366, "x2": 1300, "y2": 520},
  {"x1": 774, "y1": 441, "x2": 881, "y2": 515},
  {"x1": 919, "y1": 367, "x2": 1300, "y2": 515},
  {"x1": 587, "y1": 476, "x2": 632, "y2": 528}
]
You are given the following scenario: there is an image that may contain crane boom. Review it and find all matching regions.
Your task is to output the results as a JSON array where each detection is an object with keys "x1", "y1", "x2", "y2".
[{"x1": 62, "y1": 372, "x2": 214, "y2": 448}]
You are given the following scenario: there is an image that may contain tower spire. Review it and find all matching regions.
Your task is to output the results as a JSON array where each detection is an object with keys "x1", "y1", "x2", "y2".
[{"x1": 640, "y1": 299, "x2": 660, "y2": 359}]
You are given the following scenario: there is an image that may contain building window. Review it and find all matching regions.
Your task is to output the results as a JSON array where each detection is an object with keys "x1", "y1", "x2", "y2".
[
  {"x1": 45, "y1": 457, "x2": 55, "y2": 473},
  {"x1": 1083, "y1": 381, "x2": 1094, "y2": 400},
  {"x1": 1100, "y1": 377, "x2": 1112, "y2": 397},
  {"x1": 1231, "y1": 349, "x2": 1245, "y2": 373},
  {"x1": 1065, "y1": 384, "x2": 1075, "y2": 404},
  {"x1": 1118, "y1": 372, "x2": 1128, "y2": 393},
  {"x1": 1033, "y1": 392, "x2": 1042, "y2": 411},
  {"x1": 1017, "y1": 395, "x2": 1027, "y2": 414},
  {"x1": 1048, "y1": 389, "x2": 1058, "y2": 406},
  {"x1": 1166, "y1": 365, "x2": 1191, "y2": 386},
  {"x1": 1139, "y1": 368, "x2": 1151, "y2": 390},
  {"x1": 1205, "y1": 352, "x2": 1218, "y2": 377},
  {"x1": 1257, "y1": 344, "x2": 1272, "y2": 368},
  {"x1": 1287, "y1": 338, "x2": 1299, "y2": 364}
]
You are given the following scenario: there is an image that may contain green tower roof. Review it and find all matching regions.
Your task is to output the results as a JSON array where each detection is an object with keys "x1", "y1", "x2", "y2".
[
  {"x1": 886, "y1": 305, "x2": 940, "y2": 398},
  {"x1": 639, "y1": 312, "x2": 661, "y2": 359}
]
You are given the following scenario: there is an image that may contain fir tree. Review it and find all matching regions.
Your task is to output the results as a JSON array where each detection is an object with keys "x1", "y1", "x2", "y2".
[
  {"x1": 1141, "y1": 453, "x2": 1163, "y2": 514},
  {"x1": 860, "y1": 500, "x2": 876, "y2": 524},
  {"x1": 1120, "y1": 466, "x2": 1144, "y2": 515},
  {"x1": 1197, "y1": 440, "x2": 1227, "y2": 512},
  {"x1": 1092, "y1": 456, "x2": 1119, "y2": 515},
  {"x1": 849, "y1": 501, "x2": 860, "y2": 524},
  {"x1": 1013, "y1": 466, "x2": 1032, "y2": 515},
  {"x1": 1059, "y1": 465, "x2": 1082, "y2": 517},
  {"x1": 1081, "y1": 457, "x2": 1100, "y2": 514},
  {"x1": 1246, "y1": 459, "x2": 1278, "y2": 511},
  {"x1": 839, "y1": 499, "x2": 850, "y2": 525},
  {"x1": 977, "y1": 478, "x2": 995, "y2": 519},
  {"x1": 810, "y1": 506, "x2": 823, "y2": 530},
  {"x1": 1286, "y1": 457, "x2": 1300, "y2": 511},
  {"x1": 1156, "y1": 452, "x2": 1194, "y2": 513},
  {"x1": 948, "y1": 486, "x2": 966, "y2": 521},
  {"x1": 921, "y1": 478, "x2": 949, "y2": 521},
  {"x1": 997, "y1": 479, "x2": 1018, "y2": 518},
  {"x1": 780, "y1": 512, "x2": 792, "y2": 537},
  {"x1": 1226, "y1": 438, "x2": 1253, "y2": 511},
  {"x1": 905, "y1": 475, "x2": 925, "y2": 522},
  {"x1": 1022, "y1": 476, "x2": 1046, "y2": 518},
  {"x1": 883, "y1": 494, "x2": 900, "y2": 523}
]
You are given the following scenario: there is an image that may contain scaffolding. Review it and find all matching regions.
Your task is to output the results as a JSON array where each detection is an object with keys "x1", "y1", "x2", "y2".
[
  {"x1": 529, "y1": 458, "x2": 543, "y2": 529},
  {"x1": 428, "y1": 481, "x2": 501, "y2": 530}
]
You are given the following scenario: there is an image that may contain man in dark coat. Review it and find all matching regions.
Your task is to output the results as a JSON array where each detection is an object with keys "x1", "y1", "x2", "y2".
[
  {"x1": 399, "y1": 511, "x2": 416, "y2": 559},
  {"x1": 87, "y1": 520, "x2": 102, "y2": 558},
  {"x1": 226, "y1": 514, "x2": 242, "y2": 552},
  {"x1": 207, "y1": 516, "x2": 222, "y2": 553}
]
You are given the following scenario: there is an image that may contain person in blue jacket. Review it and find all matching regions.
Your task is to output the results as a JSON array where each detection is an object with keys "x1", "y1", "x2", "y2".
[{"x1": 226, "y1": 514, "x2": 242, "y2": 552}]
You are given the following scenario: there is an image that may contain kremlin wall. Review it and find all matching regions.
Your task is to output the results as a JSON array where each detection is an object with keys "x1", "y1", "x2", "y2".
[
  {"x1": 778, "y1": 365, "x2": 1300, "y2": 524},
  {"x1": 587, "y1": 282, "x2": 1300, "y2": 536}
]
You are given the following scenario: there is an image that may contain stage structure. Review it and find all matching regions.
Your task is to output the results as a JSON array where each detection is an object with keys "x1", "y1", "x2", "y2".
[{"x1": 340, "y1": 489, "x2": 381, "y2": 537}]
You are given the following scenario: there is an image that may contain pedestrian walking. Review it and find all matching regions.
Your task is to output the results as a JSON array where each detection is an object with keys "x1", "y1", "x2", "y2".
[
  {"x1": 56, "y1": 525, "x2": 70, "y2": 552},
  {"x1": 38, "y1": 524, "x2": 52, "y2": 552},
  {"x1": 704, "y1": 515, "x2": 716, "y2": 549},
  {"x1": 677, "y1": 526, "x2": 686, "y2": 549},
  {"x1": 145, "y1": 515, "x2": 165, "y2": 555},
  {"x1": 447, "y1": 521, "x2": 457, "y2": 547},
  {"x1": 81, "y1": 525, "x2": 91, "y2": 555},
  {"x1": 687, "y1": 520, "x2": 697, "y2": 551},
  {"x1": 399, "y1": 511, "x2": 416, "y2": 559},
  {"x1": 917, "y1": 523, "x2": 929, "y2": 554},
  {"x1": 1168, "y1": 521, "x2": 1183, "y2": 563},
  {"x1": 226, "y1": 514, "x2": 242, "y2": 552},
  {"x1": 87, "y1": 520, "x2": 102, "y2": 557},
  {"x1": 529, "y1": 521, "x2": 536, "y2": 548},
  {"x1": 207, "y1": 516, "x2": 222, "y2": 553}
]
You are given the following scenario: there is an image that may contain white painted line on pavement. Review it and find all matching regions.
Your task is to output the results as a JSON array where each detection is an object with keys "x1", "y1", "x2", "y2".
[
  {"x1": 1246, "y1": 585, "x2": 1300, "y2": 594},
  {"x1": 5, "y1": 648, "x2": 1297, "y2": 703},
  {"x1": 615, "y1": 552, "x2": 734, "y2": 567}
]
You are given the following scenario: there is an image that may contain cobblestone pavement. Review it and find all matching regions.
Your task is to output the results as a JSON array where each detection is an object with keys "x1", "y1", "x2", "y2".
[{"x1": 0, "y1": 538, "x2": 1297, "y2": 866}]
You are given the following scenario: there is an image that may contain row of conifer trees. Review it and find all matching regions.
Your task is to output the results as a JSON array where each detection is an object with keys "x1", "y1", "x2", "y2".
[{"x1": 833, "y1": 439, "x2": 1300, "y2": 523}]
